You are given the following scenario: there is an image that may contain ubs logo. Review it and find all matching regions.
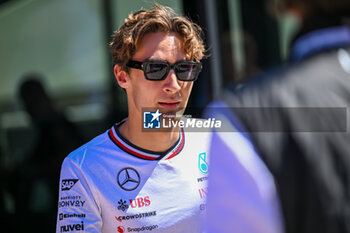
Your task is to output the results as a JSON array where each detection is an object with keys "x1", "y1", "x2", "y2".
[
  {"x1": 129, "y1": 196, "x2": 151, "y2": 208},
  {"x1": 117, "y1": 196, "x2": 151, "y2": 212},
  {"x1": 117, "y1": 167, "x2": 141, "y2": 191}
]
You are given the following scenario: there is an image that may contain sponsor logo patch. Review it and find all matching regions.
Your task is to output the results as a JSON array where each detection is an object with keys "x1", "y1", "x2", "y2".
[
  {"x1": 129, "y1": 196, "x2": 151, "y2": 208},
  {"x1": 117, "y1": 199, "x2": 129, "y2": 212},
  {"x1": 116, "y1": 211, "x2": 156, "y2": 222},
  {"x1": 197, "y1": 176, "x2": 208, "y2": 183},
  {"x1": 198, "y1": 187, "x2": 208, "y2": 199},
  {"x1": 61, "y1": 179, "x2": 79, "y2": 191},
  {"x1": 117, "y1": 168, "x2": 141, "y2": 191},
  {"x1": 58, "y1": 200, "x2": 85, "y2": 208},
  {"x1": 59, "y1": 212, "x2": 86, "y2": 221},
  {"x1": 127, "y1": 225, "x2": 158, "y2": 232},
  {"x1": 198, "y1": 152, "x2": 209, "y2": 174},
  {"x1": 117, "y1": 226, "x2": 125, "y2": 233},
  {"x1": 60, "y1": 221, "x2": 84, "y2": 232},
  {"x1": 60, "y1": 195, "x2": 82, "y2": 200},
  {"x1": 117, "y1": 196, "x2": 151, "y2": 212}
]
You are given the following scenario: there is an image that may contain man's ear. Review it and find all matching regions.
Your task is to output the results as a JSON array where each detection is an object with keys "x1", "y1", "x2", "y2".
[{"x1": 114, "y1": 64, "x2": 129, "y2": 89}]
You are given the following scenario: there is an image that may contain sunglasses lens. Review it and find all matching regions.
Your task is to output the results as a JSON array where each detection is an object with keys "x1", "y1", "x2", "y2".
[
  {"x1": 139, "y1": 61, "x2": 201, "y2": 81},
  {"x1": 176, "y1": 63, "x2": 200, "y2": 81},
  {"x1": 145, "y1": 63, "x2": 168, "y2": 80}
]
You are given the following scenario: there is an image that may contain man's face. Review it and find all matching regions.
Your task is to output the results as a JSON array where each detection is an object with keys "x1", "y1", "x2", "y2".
[{"x1": 123, "y1": 32, "x2": 194, "y2": 117}]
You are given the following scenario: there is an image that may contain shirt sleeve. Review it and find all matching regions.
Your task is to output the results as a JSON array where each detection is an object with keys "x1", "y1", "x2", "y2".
[
  {"x1": 56, "y1": 154, "x2": 102, "y2": 233},
  {"x1": 203, "y1": 101, "x2": 285, "y2": 233}
]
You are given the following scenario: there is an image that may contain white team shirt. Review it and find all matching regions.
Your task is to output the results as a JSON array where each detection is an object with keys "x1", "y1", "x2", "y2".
[{"x1": 56, "y1": 123, "x2": 211, "y2": 233}]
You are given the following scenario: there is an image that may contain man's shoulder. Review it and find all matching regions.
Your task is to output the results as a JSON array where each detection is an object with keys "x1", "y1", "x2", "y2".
[
  {"x1": 65, "y1": 129, "x2": 112, "y2": 164},
  {"x1": 225, "y1": 47, "x2": 350, "y2": 108}
]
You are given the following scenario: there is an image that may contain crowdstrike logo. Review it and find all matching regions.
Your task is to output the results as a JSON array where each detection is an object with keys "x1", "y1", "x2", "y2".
[{"x1": 116, "y1": 211, "x2": 156, "y2": 222}]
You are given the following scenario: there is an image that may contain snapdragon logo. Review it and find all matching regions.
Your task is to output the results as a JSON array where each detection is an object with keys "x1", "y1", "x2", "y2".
[{"x1": 127, "y1": 225, "x2": 158, "y2": 232}]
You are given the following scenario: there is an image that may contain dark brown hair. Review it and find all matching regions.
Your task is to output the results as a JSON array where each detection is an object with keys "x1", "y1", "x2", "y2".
[{"x1": 110, "y1": 4, "x2": 206, "y2": 71}]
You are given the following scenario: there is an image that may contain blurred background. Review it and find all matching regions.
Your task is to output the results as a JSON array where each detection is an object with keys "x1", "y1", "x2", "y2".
[{"x1": 0, "y1": 0, "x2": 299, "y2": 232}]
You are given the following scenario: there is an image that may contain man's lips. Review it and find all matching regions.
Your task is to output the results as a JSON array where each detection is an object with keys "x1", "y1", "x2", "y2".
[{"x1": 158, "y1": 100, "x2": 180, "y2": 108}]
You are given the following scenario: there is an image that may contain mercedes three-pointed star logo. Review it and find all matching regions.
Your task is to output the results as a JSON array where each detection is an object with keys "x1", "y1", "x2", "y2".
[{"x1": 117, "y1": 167, "x2": 141, "y2": 191}]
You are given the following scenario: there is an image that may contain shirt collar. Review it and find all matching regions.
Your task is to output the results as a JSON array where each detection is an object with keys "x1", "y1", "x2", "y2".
[{"x1": 289, "y1": 26, "x2": 350, "y2": 62}]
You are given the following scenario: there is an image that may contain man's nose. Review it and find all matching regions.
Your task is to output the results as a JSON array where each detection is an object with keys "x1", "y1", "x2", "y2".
[{"x1": 163, "y1": 69, "x2": 181, "y2": 93}]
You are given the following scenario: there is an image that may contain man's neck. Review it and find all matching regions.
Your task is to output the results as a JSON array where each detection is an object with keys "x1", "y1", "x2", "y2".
[{"x1": 118, "y1": 118, "x2": 180, "y2": 152}]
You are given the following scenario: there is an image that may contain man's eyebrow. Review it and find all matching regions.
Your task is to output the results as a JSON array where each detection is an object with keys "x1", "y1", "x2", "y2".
[
  {"x1": 145, "y1": 58, "x2": 188, "y2": 62},
  {"x1": 144, "y1": 58, "x2": 159, "y2": 61}
]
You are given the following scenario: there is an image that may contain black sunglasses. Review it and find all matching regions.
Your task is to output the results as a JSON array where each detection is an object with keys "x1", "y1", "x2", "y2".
[{"x1": 126, "y1": 60, "x2": 202, "y2": 81}]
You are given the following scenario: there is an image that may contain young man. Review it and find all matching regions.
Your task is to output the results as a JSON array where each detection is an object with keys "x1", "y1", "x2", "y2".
[{"x1": 56, "y1": 4, "x2": 210, "y2": 233}]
